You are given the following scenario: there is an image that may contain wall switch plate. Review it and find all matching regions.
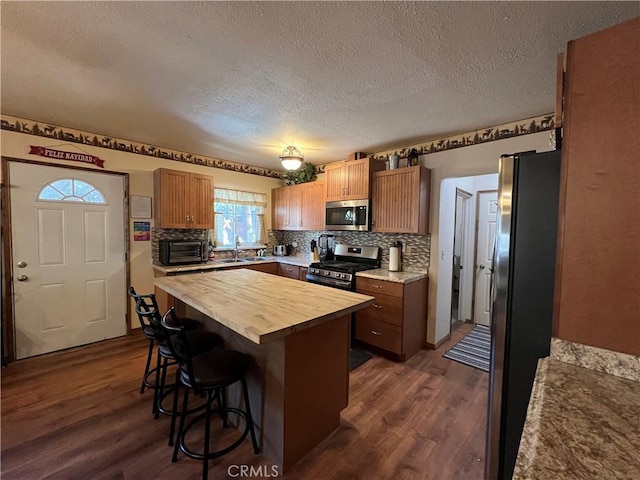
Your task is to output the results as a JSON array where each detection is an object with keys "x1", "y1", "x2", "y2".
[{"x1": 405, "y1": 245, "x2": 411, "y2": 255}]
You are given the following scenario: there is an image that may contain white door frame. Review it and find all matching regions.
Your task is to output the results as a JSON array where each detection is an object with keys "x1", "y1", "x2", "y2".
[
  {"x1": 1, "y1": 157, "x2": 130, "y2": 363},
  {"x1": 451, "y1": 188, "x2": 472, "y2": 323}
]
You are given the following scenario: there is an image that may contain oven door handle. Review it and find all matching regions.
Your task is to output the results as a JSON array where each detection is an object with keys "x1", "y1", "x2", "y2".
[{"x1": 305, "y1": 274, "x2": 353, "y2": 290}]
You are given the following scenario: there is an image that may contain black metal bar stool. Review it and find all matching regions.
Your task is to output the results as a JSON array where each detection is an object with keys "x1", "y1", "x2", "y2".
[
  {"x1": 161, "y1": 308, "x2": 260, "y2": 480},
  {"x1": 129, "y1": 287, "x2": 223, "y2": 418}
]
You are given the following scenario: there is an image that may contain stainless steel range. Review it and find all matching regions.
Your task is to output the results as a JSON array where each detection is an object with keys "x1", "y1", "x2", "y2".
[{"x1": 306, "y1": 245, "x2": 380, "y2": 290}]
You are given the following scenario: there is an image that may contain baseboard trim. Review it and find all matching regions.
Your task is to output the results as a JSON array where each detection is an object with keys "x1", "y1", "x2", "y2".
[{"x1": 426, "y1": 334, "x2": 451, "y2": 350}]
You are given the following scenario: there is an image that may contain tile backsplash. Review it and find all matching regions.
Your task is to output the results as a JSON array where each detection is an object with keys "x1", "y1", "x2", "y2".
[
  {"x1": 269, "y1": 230, "x2": 430, "y2": 272},
  {"x1": 151, "y1": 228, "x2": 207, "y2": 263},
  {"x1": 152, "y1": 228, "x2": 430, "y2": 272}
]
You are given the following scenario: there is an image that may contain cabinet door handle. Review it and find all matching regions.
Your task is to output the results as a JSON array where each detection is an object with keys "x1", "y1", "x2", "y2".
[
  {"x1": 186, "y1": 215, "x2": 189, "y2": 224},
  {"x1": 373, "y1": 304, "x2": 382, "y2": 309},
  {"x1": 373, "y1": 284, "x2": 383, "y2": 289},
  {"x1": 371, "y1": 330, "x2": 382, "y2": 336},
  {"x1": 190, "y1": 215, "x2": 194, "y2": 223}
]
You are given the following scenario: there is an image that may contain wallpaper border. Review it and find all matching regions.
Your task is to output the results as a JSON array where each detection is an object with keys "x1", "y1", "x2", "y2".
[
  {"x1": 1, "y1": 112, "x2": 554, "y2": 177},
  {"x1": 0, "y1": 114, "x2": 284, "y2": 179}
]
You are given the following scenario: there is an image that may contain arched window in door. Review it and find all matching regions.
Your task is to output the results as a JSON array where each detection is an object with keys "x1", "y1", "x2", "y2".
[{"x1": 37, "y1": 178, "x2": 106, "y2": 204}]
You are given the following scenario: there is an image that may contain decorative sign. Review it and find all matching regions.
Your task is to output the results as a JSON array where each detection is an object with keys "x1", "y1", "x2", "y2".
[
  {"x1": 133, "y1": 222, "x2": 150, "y2": 241},
  {"x1": 29, "y1": 145, "x2": 105, "y2": 168},
  {"x1": 130, "y1": 195, "x2": 152, "y2": 219}
]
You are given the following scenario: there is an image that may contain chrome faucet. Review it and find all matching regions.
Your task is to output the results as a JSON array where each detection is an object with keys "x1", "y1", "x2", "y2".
[{"x1": 233, "y1": 235, "x2": 241, "y2": 259}]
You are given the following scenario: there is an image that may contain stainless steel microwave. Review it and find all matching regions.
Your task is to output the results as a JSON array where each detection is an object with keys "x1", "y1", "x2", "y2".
[
  {"x1": 325, "y1": 199, "x2": 370, "y2": 231},
  {"x1": 159, "y1": 240, "x2": 208, "y2": 265}
]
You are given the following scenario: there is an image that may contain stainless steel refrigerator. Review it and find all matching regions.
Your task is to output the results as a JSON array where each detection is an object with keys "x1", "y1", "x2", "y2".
[{"x1": 485, "y1": 150, "x2": 561, "y2": 480}]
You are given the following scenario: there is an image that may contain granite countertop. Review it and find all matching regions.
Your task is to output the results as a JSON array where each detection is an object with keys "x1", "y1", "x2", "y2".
[
  {"x1": 514, "y1": 340, "x2": 640, "y2": 479},
  {"x1": 356, "y1": 268, "x2": 428, "y2": 284},
  {"x1": 152, "y1": 256, "x2": 311, "y2": 274},
  {"x1": 154, "y1": 269, "x2": 374, "y2": 344}
]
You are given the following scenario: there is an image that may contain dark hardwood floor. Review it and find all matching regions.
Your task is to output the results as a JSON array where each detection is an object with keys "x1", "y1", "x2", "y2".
[{"x1": 1, "y1": 322, "x2": 487, "y2": 480}]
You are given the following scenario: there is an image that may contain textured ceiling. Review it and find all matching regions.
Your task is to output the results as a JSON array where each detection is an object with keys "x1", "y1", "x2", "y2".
[{"x1": 1, "y1": 2, "x2": 638, "y2": 171}]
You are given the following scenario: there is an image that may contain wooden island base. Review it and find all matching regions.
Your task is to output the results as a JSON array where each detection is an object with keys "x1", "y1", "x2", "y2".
[{"x1": 178, "y1": 301, "x2": 350, "y2": 472}]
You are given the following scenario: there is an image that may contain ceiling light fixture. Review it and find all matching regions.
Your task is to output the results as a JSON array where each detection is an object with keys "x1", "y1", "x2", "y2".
[{"x1": 280, "y1": 146, "x2": 303, "y2": 170}]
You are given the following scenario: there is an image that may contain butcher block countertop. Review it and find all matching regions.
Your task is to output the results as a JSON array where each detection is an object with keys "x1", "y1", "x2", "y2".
[{"x1": 154, "y1": 269, "x2": 374, "y2": 344}]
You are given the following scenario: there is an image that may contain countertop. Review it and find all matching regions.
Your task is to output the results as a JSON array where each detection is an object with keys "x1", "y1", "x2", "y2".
[
  {"x1": 355, "y1": 268, "x2": 428, "y2": 284},
  {"x1": 513, "y1": 341, "x2": 640, "y2": 479},
  {"x1": 154, "y1": 269, "x2": 374, "y2": 344},
  {"x1": 152, "y1": 255, "x2": 311, "y2": 274}
]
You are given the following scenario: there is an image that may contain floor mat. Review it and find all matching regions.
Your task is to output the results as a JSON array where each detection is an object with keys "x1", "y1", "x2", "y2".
[
  {"x1": 349, "y1": 348, "x2": 373, "y2": 371},
  {"x1": 443, "y1": 325, "x2": 491, "y2": 372}
]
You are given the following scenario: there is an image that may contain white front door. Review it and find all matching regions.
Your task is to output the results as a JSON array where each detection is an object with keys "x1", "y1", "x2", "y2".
[
  {"x1": 10, "y1": 162, "x2": 127, "y2": 359},
  {"x1": 474, "y1": 190, "x2": 498, "y2": 326}
]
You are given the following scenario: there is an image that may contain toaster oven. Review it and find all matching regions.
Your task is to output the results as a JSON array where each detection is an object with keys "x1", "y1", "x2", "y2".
[{"x1": 159, "y1": 240, "x2": 208, "y2": 265}]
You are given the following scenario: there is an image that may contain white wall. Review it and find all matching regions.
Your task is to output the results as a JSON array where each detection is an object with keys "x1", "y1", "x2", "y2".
[
  {"x1": 420, "y1": 130, "x2": 552, "y2": 346},
  {"x1": 1, "y1": 130, "x2": 282, "y2": 328}
]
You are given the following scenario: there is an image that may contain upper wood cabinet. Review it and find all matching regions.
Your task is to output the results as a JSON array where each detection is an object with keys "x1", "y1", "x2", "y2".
[
  {"x1": 272, "y1": 181, "x2": 325, "y2": 231},
  {"x1": 371, "y1": 166, "x2": 431, "y2": 234},
  {"x1": 553, "y1": 18, "x2": 640, "y2": 356},
  {"x1": 153, "y1": 168, "x2": 214, "y2": 229},
  {"x1": 325, "y1": 158, "x2": 384, "y2": 202}
]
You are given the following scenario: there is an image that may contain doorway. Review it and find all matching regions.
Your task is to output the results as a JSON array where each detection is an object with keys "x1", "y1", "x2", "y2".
[
  {"x1": 436, "y1": 174, "x2": 498, "y2": 342},
  {"x1": 451, "y1": 188, "x2": 472, "y2": 324},
  {"x1": 4, "y1": 160, "x2": 128, "y2": 360}
]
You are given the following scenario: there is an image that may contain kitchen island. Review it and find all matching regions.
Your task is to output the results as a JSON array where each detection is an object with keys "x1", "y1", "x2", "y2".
[{"x1": 154, "y1": 268, "x2": 375, "y2": 472}]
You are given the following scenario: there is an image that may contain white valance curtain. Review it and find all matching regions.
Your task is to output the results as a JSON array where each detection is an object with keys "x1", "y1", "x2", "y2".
[{"x1": 213, "y1": 188, "x2": 267, "y2": 246}]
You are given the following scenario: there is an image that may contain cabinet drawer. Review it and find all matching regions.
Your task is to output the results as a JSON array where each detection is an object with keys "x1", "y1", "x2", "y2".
[
  {"x1": 278, "y1": 263, "x2": 300, "y2": 279},
  {"x1": 356, "y1": 277, "x2": 403, "y2": 298},
  {"x1": 355, "y1": 317, "x2": 402, "y2": 354},
  {"x1": 247, "y1": 263, "x2": 278, "y2": 274},
  {"x1": 355, "y1": 293, "x2": 403, "y2": 326}
]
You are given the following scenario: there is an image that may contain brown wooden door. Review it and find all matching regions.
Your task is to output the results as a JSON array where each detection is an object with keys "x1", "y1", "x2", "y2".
[
  {"x1": 301, "y1": 182, "x2": 326, "y2": 230},
  {"x1": 272, "y1": 187, "x2": 290, "y2": 230},
  {"x1": 288, "y1": 185, "x2": 303, "y2": 230},
  {"x1": 344, "y1": 159, "x2": 370, "y2": 200},
  {"x1": 325, "y1": 162, "x2": 346, "y2": 201},
  {"x1": 189, "y1": 173, "x2": 214, "y2": 228},
  {"x1": 154, "y1": 169, "x2": 189, "y2": 228},
  {"x1": 554, "y1": 17, "x2": 640, "y2": 356},
  {"x1": 372, "y1": 166, "x2": 430, "y2": 234},
  {"x1": 372, "y1": 167, "x2": 419, "y2": 233}
]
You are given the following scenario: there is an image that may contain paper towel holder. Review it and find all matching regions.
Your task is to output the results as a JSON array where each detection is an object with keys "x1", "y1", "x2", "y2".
[{"x1": 389, "y1": 241, "x2": 402, "y2": 272}]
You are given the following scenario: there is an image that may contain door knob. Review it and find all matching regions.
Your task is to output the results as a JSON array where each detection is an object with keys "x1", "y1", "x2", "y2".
[
  {"x1": 17, "y1": 261, "x2": 27, "y2": 268},
  {"x1": 17, "y1": 275, "x2": 29, "y2": 281},
  {"x1": 479, "y1": 264, "x2": 485, "y2": 269}
]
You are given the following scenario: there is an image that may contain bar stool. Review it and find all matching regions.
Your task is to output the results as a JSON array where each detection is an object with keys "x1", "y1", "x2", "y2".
[
  {"x1": 129, "y1": 287, "x2": 223, "y2": 417},
  {"x1": 161, "y1": 308, "x2": 260, "y2": 480}
]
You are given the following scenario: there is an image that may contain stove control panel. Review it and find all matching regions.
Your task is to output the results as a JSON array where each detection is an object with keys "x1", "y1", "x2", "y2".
[{"x1": 308, "y1": 268, "x2": 353, "y2": 282}]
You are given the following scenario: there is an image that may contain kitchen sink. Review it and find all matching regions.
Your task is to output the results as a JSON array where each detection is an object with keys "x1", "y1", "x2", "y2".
[
  {"x1": 240, "y1": 256, "x2": 272, "y2": 262},
  {"x1": 214, "y1": 258, "x2": 249, "y2": 264}
]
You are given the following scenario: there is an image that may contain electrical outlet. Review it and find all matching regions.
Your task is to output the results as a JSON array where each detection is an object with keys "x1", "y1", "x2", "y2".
[{"x1": 405, "y1": 245, "x2": 411, "y2": 255}]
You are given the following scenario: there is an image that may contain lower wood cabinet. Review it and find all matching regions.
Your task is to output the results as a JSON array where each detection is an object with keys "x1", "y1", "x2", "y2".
[
  {"x1": 247, "y1": 262, "x2": 278, "y2": 275},
  {"x1": 355, "y1": 276, "x2": 428, "y2": 361},
  {"x1": 277, "y1": 263, "x2": 300, "y2": 279}
]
